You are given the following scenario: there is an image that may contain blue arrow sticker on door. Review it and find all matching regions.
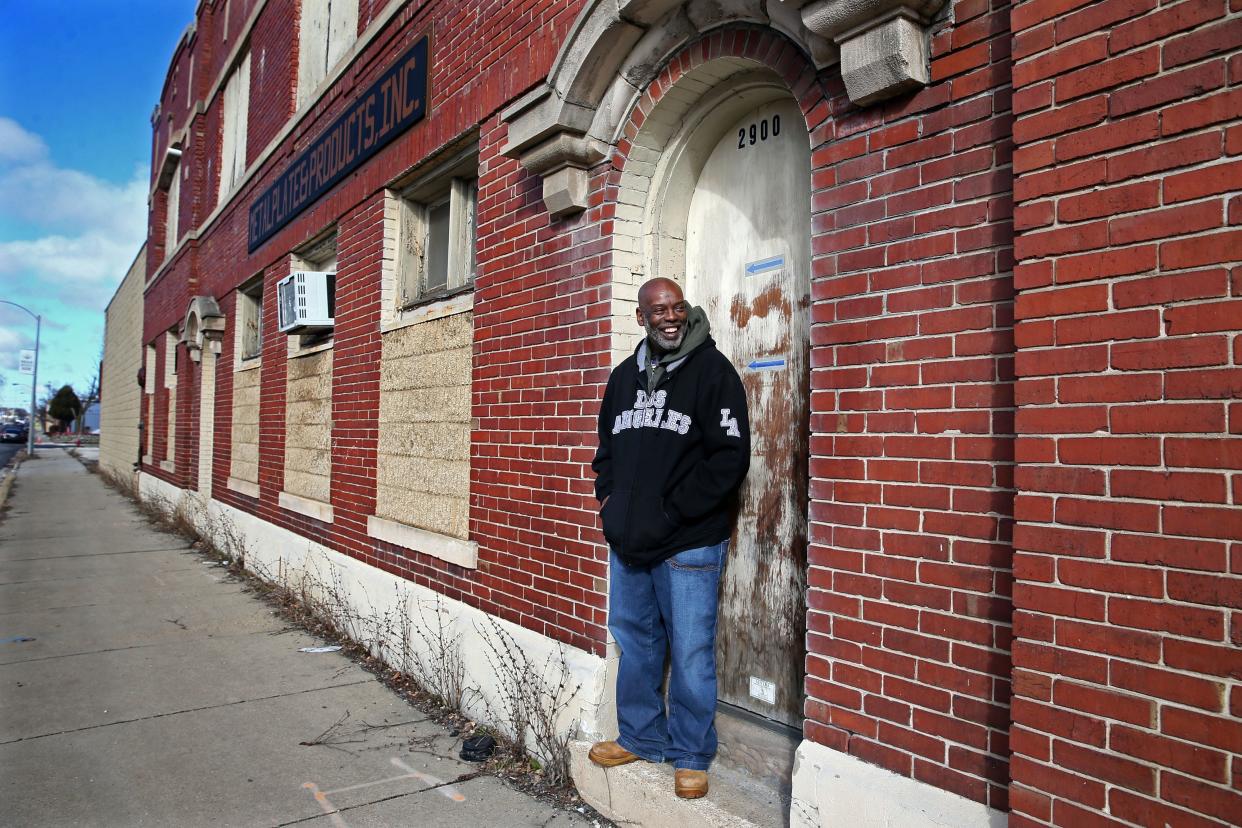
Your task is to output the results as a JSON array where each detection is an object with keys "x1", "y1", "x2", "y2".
[
  {"x1": 747, "y1": 358, "x2": 786, "y2": 371},
  {"x1": 745, "y1": 255, "x2": 784, "y2": 277}
]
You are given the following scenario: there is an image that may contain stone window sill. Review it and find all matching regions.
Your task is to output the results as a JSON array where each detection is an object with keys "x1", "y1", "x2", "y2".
[
  {"x1": 366, "y1": 514, "x2": 477, "y2": 569},
  {"x1": 226, "y1": 476, "x2": 260, "y2": 498},
  {"x1": 279, "y1": 490, "x2": 334, "y2": 523},
  {"x1": 288, "y1": 338, "x2": 334, "y2": 360},
  {"x1": 381, "y1": 290, "x2": 473, "y2": 335}
]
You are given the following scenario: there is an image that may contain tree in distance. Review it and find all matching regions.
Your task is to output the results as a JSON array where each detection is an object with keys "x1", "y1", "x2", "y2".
[{"x1": 47, "y1": 385, "x2": 81, "y2": 434}]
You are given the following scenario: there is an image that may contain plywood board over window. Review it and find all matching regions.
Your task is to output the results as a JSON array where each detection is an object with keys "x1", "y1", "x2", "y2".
[
  {"x1": 297, "y1": 0, "x2": 359, "y2": 108},
  {"x1": 218, "y1": 50, "x2": 250, "y2": 202},
  {"x1": 282, "y1": 348, "x2": 332, "y2": 509},
  {"x1": 371, "y1": 313, "x2": 474, "y2": 560}
]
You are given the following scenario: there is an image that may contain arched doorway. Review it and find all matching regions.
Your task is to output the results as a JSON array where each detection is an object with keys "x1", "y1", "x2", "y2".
[{"x1": 630, "y1": 66, "x2": 813, "y2": 727}]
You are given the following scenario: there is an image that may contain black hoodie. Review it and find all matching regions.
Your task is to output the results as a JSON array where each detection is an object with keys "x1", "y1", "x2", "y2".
[{"x1": 592, "y1": 311, "x2": 751, "y2": 567}]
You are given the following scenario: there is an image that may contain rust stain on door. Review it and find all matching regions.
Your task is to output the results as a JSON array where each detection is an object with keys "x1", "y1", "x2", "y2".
[{"x1": 685, "y1": 96, "x2": 811, "y2": 726}]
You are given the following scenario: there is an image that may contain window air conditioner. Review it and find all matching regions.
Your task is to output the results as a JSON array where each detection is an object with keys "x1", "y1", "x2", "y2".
[{"x1": 276, "y1": 270, "x2": 336, "y2": 333}]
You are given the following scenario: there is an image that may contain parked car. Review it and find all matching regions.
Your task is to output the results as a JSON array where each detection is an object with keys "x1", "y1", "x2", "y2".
[{"x1": 1, "y1": 423, "x2": 28, "y2": 443}]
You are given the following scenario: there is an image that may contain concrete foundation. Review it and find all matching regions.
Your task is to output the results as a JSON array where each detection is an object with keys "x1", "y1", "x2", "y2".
[{"x1": 789, "y1": 739, "x2": 1008, "y2": 828}]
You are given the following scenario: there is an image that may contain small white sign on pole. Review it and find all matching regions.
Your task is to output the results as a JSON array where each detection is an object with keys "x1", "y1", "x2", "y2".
[{"x1": 18, "y1": 349, "x2": 34, "y2": 375}]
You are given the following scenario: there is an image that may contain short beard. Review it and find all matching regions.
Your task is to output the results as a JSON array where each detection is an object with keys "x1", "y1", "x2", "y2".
[{"x1": 644, "y1": 318, "x2": 685, "y2": 353}]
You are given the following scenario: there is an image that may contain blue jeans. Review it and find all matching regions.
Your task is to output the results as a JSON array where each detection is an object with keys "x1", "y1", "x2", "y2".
[{"x1": 608, "y1": 541, "x2": 727, "y2": 771}]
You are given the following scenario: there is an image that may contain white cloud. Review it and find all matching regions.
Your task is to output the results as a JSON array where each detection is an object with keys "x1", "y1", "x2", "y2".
[
  {"x1": 0, "y1": 162, "x2": 148, "y2": 238},
  {"x1": 0, "y1": 325, "x2": 22, "y2": 360},
  {"x1": 0, "y1": 117, "x2": 48, "y2": 165},
  {"x1": 0, "y1": 118, "x2": 148, "y2": 311}
]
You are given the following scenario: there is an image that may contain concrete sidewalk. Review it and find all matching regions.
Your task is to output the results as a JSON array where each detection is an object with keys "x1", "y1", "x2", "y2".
[{"x1": 0, "y1": 452, "x2": 590, "y2": 827}]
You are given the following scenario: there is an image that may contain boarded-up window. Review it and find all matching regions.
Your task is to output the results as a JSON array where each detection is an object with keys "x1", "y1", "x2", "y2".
[
  {"x1": 297, "y1": 0, "x2": 359, "y2": 108},
  {"x1": 229, "y1": 274, "x2": 264, "y2": 496},
  {"x1": 279, "y1": 232, "x2": 338, "y2": 511},
  {"x1": 144, "y1": 343, "x2": 157, "y2": 460},
  {"x1": 164, "y1": 158, "x2": 180, "y2": 259},
  {"x1": 374, "y1": 312, "x2": 473, "y2": 541},
  {"x1": 164, "y1": 330, "x2": 179, "y2": 463},
  {"x1": 218, "y1": 50, "x2": 250, "y2": 201}
]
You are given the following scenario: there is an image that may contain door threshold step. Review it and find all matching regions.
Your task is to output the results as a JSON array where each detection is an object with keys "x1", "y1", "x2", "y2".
[
  {"x1": 570, "y1": 740, "x2": 789, "y2": 828},
  {"x1": 714, "y1": 701, "x2": 801, "y2": 796}
]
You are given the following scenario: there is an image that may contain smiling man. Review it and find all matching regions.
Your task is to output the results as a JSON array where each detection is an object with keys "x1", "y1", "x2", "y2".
[{"x1": 589, "y1": 277, "x2": 751, "y2": 799}]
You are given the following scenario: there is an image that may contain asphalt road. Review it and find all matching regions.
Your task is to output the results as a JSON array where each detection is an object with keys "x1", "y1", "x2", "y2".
[{"x1": 0, "y1": 441, "x2": 22, "y2": 469}]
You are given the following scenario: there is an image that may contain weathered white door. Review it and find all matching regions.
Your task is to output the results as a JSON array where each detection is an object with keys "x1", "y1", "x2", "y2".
[{"x1": 685, "y1": 97, "x2": 811, "y2": 726}]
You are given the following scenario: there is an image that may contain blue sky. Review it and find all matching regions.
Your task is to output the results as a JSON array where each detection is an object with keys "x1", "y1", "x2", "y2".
[{"x1": 0, "y1": 0, "x2": 196, "y2": 409}]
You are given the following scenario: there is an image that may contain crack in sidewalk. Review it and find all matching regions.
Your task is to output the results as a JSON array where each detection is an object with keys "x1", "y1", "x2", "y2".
[
  {"x1": 0, "y1": 546, "x2": 192, "y2": 563},
  {"x1": 0, "y1": 626, "x2": 326, "y2": 666},
  {"x1": 0, "y1": 679, "x2": 374, "y2": 745},
  {"x1": 0, "y1": 566, "x2": 201, "y2": 586}
]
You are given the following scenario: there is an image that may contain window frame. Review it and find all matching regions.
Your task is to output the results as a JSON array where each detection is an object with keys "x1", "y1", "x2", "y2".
[
  {"x1": 237, "y1": 275, "x2": 265, "y2": 363},
  {"x1": 164, "y1": 157, "x2": 181, "y2": 258},
  {"x1": 393, "y1": 151, "x2": 478, "y2": 311}
]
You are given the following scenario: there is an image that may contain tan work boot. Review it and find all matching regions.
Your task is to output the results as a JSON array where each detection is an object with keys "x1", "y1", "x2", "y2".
[
  {"x1": 675, "y1": 769, "x2": 709, "y2": 798},
  {"x1": 589, "y1": 740, "x2": 641, "y2": 767}
]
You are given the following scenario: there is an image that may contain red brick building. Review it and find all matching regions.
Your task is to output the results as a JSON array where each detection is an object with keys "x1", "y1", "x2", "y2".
[{"x1": 136, "y1": 0, "x2": 1241, "y2": 824}]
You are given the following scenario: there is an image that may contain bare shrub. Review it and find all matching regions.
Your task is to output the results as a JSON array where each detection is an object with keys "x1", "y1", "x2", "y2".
[
  {"x1": 98, "y1": 466, "x2": 139, "y2": 500},
  {"x1": 476, "y1": 616, "x2": 581, "y2": 786},
  {"x1": 405, "y1": 593, "x2": 468, "y2": 713}
]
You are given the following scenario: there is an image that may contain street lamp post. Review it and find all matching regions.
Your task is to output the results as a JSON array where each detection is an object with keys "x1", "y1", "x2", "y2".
[{"x1": 0, "y1": 299, "x2": 41, "y2": 457}]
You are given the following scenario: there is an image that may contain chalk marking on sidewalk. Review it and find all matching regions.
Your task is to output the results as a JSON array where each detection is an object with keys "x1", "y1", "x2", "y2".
[
  {"x1": 302, "y1": 782, "x2": 349, "y2": 828},
  {"x1": 300, "y1": 756, "x2": 466, "y2": 825},
  {"x1": 390, "y1": 756, "x2": 467, "y2": 801}
]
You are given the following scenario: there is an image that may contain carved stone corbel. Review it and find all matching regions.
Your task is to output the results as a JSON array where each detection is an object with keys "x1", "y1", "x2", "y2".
[
  {"x1": 181, "y1": 296, "x2": 226, "y2": 363},
  {"x1": 801, "y1": 0, "x2": 948, "y2": 106},
  {"x1": 517, "y1": 132, "x2": 608, "y2": 219}
]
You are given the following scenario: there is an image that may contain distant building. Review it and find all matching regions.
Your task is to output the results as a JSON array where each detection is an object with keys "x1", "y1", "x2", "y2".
[
  {"x1": 77, "y1": 402, "x2": 101, "y2": 434},
  {"x1": 134, "y1": 2, "x2": 1241, "y2": 826},
  {"x1": 100, "y1": 246, "x2": 145, "y2": 476}
]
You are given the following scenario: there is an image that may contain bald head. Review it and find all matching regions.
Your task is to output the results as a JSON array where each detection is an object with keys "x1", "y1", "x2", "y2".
[
  {"x1": 637, "y1": 277, "x2": 684, "y2": 309},
  {"x1": 636, "y1": 278, "x2": 689, "y2": 352}
]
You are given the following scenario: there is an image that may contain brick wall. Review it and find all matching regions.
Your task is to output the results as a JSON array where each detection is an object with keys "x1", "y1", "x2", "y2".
[
  {"x1": 1009, "y1": 0, "x2": 1242, "y2": 825},
  {"x1": 799, "y1": 1, "x2": 1017, "y2": 809},
  {"x1": 142, "y1": 0, "x2": 604, "y2": 652},
  {"x1": 467, "y1": 113, "x2": 613, "y2": 652}
]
